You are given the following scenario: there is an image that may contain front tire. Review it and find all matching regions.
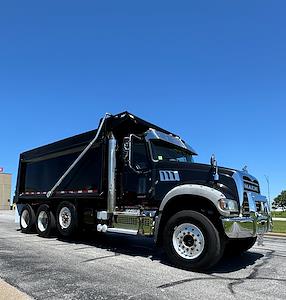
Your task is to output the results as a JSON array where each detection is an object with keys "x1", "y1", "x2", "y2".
[
  {"x1": 56, "y1": 201, "x2": 78, "y2": 237},
  {"x1": 36, "y1": 204, "x2": 56, "y2": 237},
  {"x1": 163, "y1": 210, "x2": 224, "y2": 271},
  {"x1": 20, "y1": 204, "x2": 36, "y2": 233}
]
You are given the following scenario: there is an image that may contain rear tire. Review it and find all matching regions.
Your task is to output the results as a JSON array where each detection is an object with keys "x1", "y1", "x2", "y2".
[
  {"x1": 163, "y1": 210, "x2": 224, "y2": 271},
  {"x1": 36, "y1": 204, "x2": 56, "y2": 237},
  {"x1": 20, "y1": 204, "x2": 36, "y2": 233},
  {"x1": 56, "y1": 201, "x2": 78, "y2": 237}
]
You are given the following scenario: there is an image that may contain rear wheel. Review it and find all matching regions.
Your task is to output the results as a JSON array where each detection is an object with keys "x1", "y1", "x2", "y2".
[
  {"x1": 56, "y1": 201, "x2": 78, "y2": 237},
  {"x1": 36, "y1": 204, "x2": 56, "y2": 237},
  {"x1": 20, "y1": 204, "x2": 36, "y2": 233},
  {"x1": 163, "y1": 210, "x2": 224, "y2": 271}
]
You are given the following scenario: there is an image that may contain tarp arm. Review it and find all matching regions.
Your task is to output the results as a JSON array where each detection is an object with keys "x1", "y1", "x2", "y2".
[{"x1": 46, "y1": 112, "x2": 112, "y2": 198}]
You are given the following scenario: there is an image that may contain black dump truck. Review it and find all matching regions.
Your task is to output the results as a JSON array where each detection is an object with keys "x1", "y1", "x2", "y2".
[{"x1": 15, "y1": 112, "x2": 271, "y2": 270}]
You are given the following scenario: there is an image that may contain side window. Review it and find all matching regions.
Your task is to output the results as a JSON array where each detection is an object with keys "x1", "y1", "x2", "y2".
[{"x1": 131, "y1": 139, "x2": 149, "y2": 171}]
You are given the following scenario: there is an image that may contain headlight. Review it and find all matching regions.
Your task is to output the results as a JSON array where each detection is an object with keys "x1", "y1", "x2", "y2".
[{"x1": 218, "y1": 198, "x2": 238, "y2": 212}]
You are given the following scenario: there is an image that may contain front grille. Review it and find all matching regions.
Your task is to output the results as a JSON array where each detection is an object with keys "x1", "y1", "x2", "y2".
[
  {"x1": 242, "y1": 193, "x2": 264, "y2": 214},
  {"x1": 241, "y1": 176, "x2": 262, "y2": 215},
  {"x1": 243, "y1": 177, "x2": 260, "y2": 193},
  {"x1": 242, "y1": 192, "x2": 250, "y2": 215},
  {"x1": 256, "y1": 202, "x2": 264, "y2": 213}
]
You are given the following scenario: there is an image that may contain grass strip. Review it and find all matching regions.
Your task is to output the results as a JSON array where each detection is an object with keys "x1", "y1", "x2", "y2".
[
  {"x1": 272, "y1": 220, "x2": 286, "y2": 233},
  {"x1": 271, "y1": 211, "x2": 286, "y2": 218}
]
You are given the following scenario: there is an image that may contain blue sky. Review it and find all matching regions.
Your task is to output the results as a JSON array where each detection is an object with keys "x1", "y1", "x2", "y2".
[{"x1": 0, "y1": 1, "x2": 285, "y2": 202}]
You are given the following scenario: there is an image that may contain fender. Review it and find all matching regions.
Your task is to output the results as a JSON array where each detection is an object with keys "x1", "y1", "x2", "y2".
[
  {"x1": 159, "y1": 184, "x2": 226, "y2": 212},
  {"x1": 154, "y1": 184, "x2": 226, "y2": 244}
]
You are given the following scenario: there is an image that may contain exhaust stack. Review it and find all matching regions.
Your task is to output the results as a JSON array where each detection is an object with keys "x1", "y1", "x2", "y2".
[{"x1": 107, "y1": 132, "x2": 117, "y2": 213}]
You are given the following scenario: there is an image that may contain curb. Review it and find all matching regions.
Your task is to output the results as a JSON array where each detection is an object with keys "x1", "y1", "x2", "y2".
[
  {"x1": 0, "y1": 278, "x2": 31, "y2": 300},
  {"x1": 265, "y1": 232, "x2": 286, "y2": 238},
  {"x1": 272, "y1": 218, "x2": 286, "y2": 221}
]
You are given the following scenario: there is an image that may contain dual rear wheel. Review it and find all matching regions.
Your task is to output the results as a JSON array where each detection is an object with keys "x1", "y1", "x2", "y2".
[
  {"x1": 20, "y1": 202, "x2": 78, "y2": 238},
  {"x1": 56, "y1": 201, "x2": 78, "y2": 237},
  {"x1": 20, "y1": 204, "x2": 35, "y2": 233}
]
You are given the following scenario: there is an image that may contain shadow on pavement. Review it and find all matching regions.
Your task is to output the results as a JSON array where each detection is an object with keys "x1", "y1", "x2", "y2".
[
  {"x1": 54, "y1": 231, "x2": 263, "y2": 273},
  {"x1": 208, "y1": 251, "x2": 263, "y2": 273}
]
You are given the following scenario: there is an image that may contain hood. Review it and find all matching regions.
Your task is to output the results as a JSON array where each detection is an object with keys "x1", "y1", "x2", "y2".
[{"x1": 155, "y1": 161, "x2": 239, "y2": 200}]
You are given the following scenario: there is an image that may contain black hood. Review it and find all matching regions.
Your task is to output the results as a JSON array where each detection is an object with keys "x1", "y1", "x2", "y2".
[{"x1": 154, "y1": 161, "x2": 239, "y2": 201}]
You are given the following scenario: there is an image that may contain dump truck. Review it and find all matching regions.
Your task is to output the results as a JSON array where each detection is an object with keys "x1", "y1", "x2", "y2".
[{"x1": 14, "y1": 112, "x2": 271, "y2": 270}]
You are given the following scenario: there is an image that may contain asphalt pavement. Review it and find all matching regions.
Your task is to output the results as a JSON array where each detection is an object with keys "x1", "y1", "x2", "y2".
[{"x1": 0, "y1": 210, "x2": 286, "y2": 300}]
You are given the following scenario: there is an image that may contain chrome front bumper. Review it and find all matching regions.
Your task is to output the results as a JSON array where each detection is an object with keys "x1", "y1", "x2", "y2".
[{"x1": 221, "y1": 192, "x2": 272, "y2": 239}]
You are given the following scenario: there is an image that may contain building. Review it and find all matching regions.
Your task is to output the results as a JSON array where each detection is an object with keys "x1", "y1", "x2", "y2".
[{"x1": 0, "y1": 173, "x2": 12, "y2": 210}]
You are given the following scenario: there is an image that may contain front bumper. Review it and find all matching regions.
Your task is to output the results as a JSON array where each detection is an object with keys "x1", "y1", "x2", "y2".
[{"x1": 221, "y1": 192, "x2": 272, "y2": 239}]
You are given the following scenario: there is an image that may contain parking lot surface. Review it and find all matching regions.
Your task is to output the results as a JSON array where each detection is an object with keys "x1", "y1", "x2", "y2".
[{"x1": 0, "y1": 210, "x2": 285, "y2": 300}]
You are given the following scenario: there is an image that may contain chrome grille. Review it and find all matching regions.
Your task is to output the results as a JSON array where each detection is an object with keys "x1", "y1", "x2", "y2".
[
  {"x1": 256, "y1": 202, "x2": 264, "y2": 213},
  {"x1": 242, "y1": 192, "x2": 250, "y2": 215},
  {"x1": 242, "y1": 194, "x2": 264, "y2": 215},
  {"x1": 243, "y1": 177, "x2": 260, "y2": 193}
]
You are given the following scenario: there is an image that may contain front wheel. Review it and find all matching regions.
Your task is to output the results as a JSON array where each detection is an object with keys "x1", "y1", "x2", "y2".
[{"x1": 163, "y1": 210, "x2": 224, "y2": 271}]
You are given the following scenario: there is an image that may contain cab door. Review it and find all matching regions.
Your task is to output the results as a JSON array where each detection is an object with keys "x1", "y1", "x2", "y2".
[{"x1": 119, "y1": 135, "x2": 151, "y2": 206}]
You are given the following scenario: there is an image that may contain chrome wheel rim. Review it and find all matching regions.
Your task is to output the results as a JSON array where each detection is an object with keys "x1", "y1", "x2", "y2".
[
  {"x1": 21, "y1": 209, "x2": 30, "y2": 229},
  {"x1": 59, "y1": 207, "x2": 72, "y2": 229},
  {"x1": 38, "y1": 211, "x2": 49, "y2": 232},
  {"x1": 172, "y1": 223, "x2": 205, "y2": 259}
]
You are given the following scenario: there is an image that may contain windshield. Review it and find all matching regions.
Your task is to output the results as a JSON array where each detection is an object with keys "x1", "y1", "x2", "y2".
[{"x1": 151, "y1": 141, "x2": 194, "y2": 163}]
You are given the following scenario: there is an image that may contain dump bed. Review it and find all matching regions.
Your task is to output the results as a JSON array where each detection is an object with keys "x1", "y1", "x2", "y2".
[{"x1": 15, "y1": 128, "x2": 104, "y2": 201}]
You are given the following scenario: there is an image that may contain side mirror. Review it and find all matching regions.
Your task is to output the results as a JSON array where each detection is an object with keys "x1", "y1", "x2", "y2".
[
  {"x1": 210, "y1": 154, "x2": 219, "y2": 182},
  {"x1": 210, "y1": 154, "x2": 216, "y2": 167}
]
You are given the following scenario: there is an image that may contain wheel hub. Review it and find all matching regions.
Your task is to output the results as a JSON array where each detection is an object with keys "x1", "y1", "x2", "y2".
[
  {"x1": 183, "y1": 235, "x2": 195, "y2": 247},
  {"x1": 172, "y1": 223, "x2": 205, "y2": 260},
  {"x1": 21, "y1": 209, "x2": 30, "y2": 229},
  {"x1": 38, "y1": 211, "x2": 48, "y2": 232},
  {"x1": 59, "y1": 207, "x2": 72, "y2": 229}
]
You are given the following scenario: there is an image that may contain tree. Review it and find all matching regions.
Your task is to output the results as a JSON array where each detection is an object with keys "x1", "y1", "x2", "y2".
[{"x1": 272, "y1": 190, "x2": 286, "y2": 210}]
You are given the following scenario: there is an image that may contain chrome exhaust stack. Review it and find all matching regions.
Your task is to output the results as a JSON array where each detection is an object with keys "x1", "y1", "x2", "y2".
[{"x1": 107, "y1": 132, "x2": 117, "y2": 214}]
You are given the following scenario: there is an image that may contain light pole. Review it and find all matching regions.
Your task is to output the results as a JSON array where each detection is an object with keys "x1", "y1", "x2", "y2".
[{"x1": 264, "y1": 175, "x2": 271, "y2": 209}]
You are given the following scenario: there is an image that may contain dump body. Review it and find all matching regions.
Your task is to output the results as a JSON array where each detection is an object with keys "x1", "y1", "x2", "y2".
[{"x1": 16, "y1": 129, "x2": 104, "y2": 200}]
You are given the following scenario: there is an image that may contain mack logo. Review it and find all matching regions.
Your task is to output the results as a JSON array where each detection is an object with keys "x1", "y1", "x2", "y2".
[
  {"x1": 159, "y1": 170, "x2": 180, "y2": 182},
  {"x1": 244, "y1": 183, "x2": 259, "y2": 192}
]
